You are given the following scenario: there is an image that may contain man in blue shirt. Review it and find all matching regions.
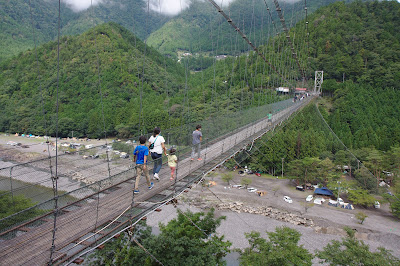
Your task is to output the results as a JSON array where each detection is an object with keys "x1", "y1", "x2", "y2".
[{"x1": 133, "y1": 136, "x2": 154, "y2": 193}]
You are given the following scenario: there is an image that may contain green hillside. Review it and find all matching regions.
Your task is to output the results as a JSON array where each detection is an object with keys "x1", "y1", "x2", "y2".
[
  {"x1": 146, "y1": 0, "x2": 363, "y2": 57},
  {"x1": 310, "y1": 1, "x2": 400, "y2": 148},
  {"x1": 238, "y1": 0, "x2": 400, "y2": 175},
  {"x1": 0, "y1": 22, "x2": 185, "y2": 137},
  {"x1": 0, "y1": 0, "x2": 168, "y2": 63},
  {"x1": 0, "y1": 22, "x2": 291, "y2": 138},
  {"x1": 308, "y1": 0, "x2": 400, "y2": 88},
  {"x1": 0, "y1": 0, "x2": 77, "y2": 62}
]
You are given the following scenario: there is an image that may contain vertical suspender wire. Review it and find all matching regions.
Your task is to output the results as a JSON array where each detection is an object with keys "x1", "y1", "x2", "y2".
[
  {"x1": 218, "y1": 0, "x2": 229, "y2": 113},
  {"x1": 248, "y1": 0, "x2": 256, "y2": 107},
  {"x1": 139, "y1": 0, "x2": 151, "y2": 135},
  {"x1": 295, "y1": 1, "x2": 305, "y2": 87},
  {"x1": 264, "y1": 5, "x2": 273, "y2": 109},
  {"x1": 130, "y1": 1, "x2": 145, "y2": 133},
  {"x1": 178, "y1": 0, "x2": 190, "y2": 142},
  {"x1": 257, "y1": 6, "x2": 264, "y2": 107},
  {"x1": 129, "y1": 0, "x2": 141, "y2": 215},
  {"x1": 49, "y1": 1, "x2": 61, "y2": 263},
  {"x1": 28, "y1": 0, "x2": 54, "y2": 199},
  {"x1": 89, "y1": 0, "x2": 111, "y2": 247},
  {"x1": 207, "y1": 11, "x2": 217, "y2": 121},
  {"x1": 291, "y1": 1, "x2": 300, "y2": 87},
  {"x1": 211, "y1": 13, "x2": 223, "y2": 113},
  {"x1": 241, "y1": 18, "x2": 248, "y2": 111},
  {"x1": 265, "y1": 4, "x2": 273, "y2": 107},
  {"x1": 301, "y1": 0, "x2": 309, "y2": 85},
  {"x1": 158, "y1": 0, "x2": 172, "y2": 132},
  {"x1": 304, "y1": 0, "x2": 310, "y2": 82},
  {"x1": 298, "y1": 2, "x2": 306, "y2": 87},
  {"x1": 228, "y1": 15, "x2": 239, "y2": 109}
]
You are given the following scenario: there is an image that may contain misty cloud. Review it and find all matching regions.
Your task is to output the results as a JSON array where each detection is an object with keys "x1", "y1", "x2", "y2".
[
  {"x1": 148, "y1": 0, "x2": 236, "y2": 16},
  {"x1": 64, "y1": 0, "x2": 103, "y2": 12}
]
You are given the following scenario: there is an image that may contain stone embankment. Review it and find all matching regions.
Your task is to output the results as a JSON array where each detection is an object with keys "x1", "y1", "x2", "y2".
[{"x1": 216, "y1": 201, "x2": 314, "y2": 227}]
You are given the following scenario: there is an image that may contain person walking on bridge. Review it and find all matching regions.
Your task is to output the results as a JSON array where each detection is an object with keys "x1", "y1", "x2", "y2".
[
  {"x1": 148, "y1": 127, "x2": 167, "y2": 180},
  {"x1": 191, "y1": 125, "x2": 202, "y2": 161},
  {"x1": 133, "y1": 136, "x2": 154, "y2": 194}
]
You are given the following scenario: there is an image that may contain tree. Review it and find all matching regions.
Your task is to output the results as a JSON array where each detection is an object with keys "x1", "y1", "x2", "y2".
[
  {"x1": 0, "y1": 192, "x2": 45, "y2": 231},
  {"x1": 241, "y1": 177, "x2": 252, "y2": 189},
  {"x1": 239, "y1": 227, "x2": 313, "y2": 265},
  {"x1": 317, "y1": 227, "x2": 399, "y2": 265},
  {"x1": 221, "y1": 172, "x2": 234, "y2": 185},
  {"x1": 348, "y1": 189, "x2": 376, "y2": 207},
  {"x1": 287, "y1": 157, "x2": 320, "y2": 185},
  {"x1": 353, "y1": 167, "x2": 377, "y2": 191},
  {"x1": 355, "y1": 211, "x2": 368, "y2": 224},
  {"x1": 90, "y1": 208, "x2": 232, "y2": 265}
]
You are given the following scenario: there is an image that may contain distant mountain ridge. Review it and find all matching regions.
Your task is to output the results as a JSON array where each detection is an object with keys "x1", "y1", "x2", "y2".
[
  {"x1": 0, "y1": 0, "x2": 169, "y2": 63},
  {"x1": 1, "y1": 0, "x2": 366, "y2": 63},
  {"x1": 146, "y1": 0, "x2": 363, "y2": 56}
]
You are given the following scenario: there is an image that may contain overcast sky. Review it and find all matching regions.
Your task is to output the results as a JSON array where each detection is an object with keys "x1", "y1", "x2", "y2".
[
  {"x1": 63, "y1": 0, "x2": 316, "y2": 15},
  {"x1": 63, "y1": 0, "x2": 233, "y2": 15},
  {"x1": 63, "y1": 0, "x2": 102, "y2": 12}
]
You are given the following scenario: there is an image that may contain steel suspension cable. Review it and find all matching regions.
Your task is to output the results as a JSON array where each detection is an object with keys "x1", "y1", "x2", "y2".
[
  {"x1": 49, "y1": 1, "x2": 61, "y2": 263},
  {"x1": 138, "y1": 0, "x2": 151, "y2": 135},
  {"x1": 207, "y1": 0, "x2": 290, "y2": 85},
  {"x1": 28, "y1": 0, "x2": 54, "y2": 180},
  {"x1": 273, "y1": 0, "x2": 305, "y2": 80}
]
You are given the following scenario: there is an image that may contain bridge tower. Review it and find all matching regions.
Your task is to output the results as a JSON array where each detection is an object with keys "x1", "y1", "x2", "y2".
[{"x1": 314, "y1": 71, "x2": 323, "y2": 95}]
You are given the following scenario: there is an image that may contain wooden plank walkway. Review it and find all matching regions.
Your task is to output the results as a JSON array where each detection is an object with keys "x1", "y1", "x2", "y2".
[{"x1": 0, "y1": 98, "x2": 312, "y2": 265}]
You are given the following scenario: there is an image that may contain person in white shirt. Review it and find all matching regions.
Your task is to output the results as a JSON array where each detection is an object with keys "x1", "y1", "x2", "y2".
[{"x1": 148, "y1": 127, "x2": 167, "y2": 180}]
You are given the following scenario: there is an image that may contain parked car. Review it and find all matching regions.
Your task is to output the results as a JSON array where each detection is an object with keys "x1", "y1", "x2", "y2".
[
  {"x1": 306, "y1": 195, "x2": 313, "y2": 202},
  {"x1": 296, "y1": 186, "x2": 305, "y2": 191},
  {"x1": 283, "y1": 196, "x2": 293, "y2": 203},
  {"x1": 314, "y1": 198, "x2": 325, "y2": 205},
  {"x1": 247, "y1": 187, "x2": 257, "y2": 193},
  {"x1": 232, "y1": 185, "x2": 243, "y2": 189},
  {"x1": 255, "y1": 173, "x2": 261, "y2": 177},
  {"x1": 337, "y1": 198, "x2": 345, "y2": 205}
]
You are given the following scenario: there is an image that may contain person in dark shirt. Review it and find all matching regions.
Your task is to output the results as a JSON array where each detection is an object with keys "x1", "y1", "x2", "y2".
[{"x1": 191, "y1": 125, "x2": 202, "y2": 160}]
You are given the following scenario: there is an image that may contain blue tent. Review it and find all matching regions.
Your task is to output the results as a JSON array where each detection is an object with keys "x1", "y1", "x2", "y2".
[{"x1": 314, "y1": 187, "x2": 334, "y2": 197}]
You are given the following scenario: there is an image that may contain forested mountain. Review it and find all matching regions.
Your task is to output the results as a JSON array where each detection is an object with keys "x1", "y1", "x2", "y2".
[
  {"x1": 0, "y1": 23, "x2": 186, "y2": 137},
  {"x1": 308, "y1": 0, "x2": 400, "y2": 88},
  {"x1": 1, "y1": 0, "x2": 365, "y2": 63},
  {"x1": 0, "y1": 0, "x2": 169, "y2": 63},
  {"x1": 0, "y1": 22, "x2": 290, "y2": 138},
  {"x1": 146, "y1": 0, "x2": 366, "y2": 56},
  {"x1": 311, "y1": 1, "x2": 400, "y2": 151},
  {"x1": 0, "y1": 0, "x2": 76, "y2": 62},
  {"x1": 327, "y1": 83, "x2": 400, "y2": 151}
]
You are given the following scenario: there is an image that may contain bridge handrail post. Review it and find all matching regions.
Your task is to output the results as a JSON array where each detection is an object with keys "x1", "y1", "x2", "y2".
[{"x1": 9, "y1": 166, "x2": 15, "y2": 212}]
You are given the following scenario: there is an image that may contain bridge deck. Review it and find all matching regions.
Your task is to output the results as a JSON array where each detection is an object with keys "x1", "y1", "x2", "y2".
[{"x1": 0, "y1": 98, "x2": 311, "y2": 265}]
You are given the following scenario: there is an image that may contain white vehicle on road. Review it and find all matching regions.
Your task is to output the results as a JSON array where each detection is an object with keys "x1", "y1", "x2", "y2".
[
  {"x1": 306, "y1": 195, "x2": 313, "y2": 202},
  {"x1": 247, "y1": 187, "x2": 257, "y2": 193},
  {"x1": 283, "y1": 196, "x2": 293, "y2": 203},
  {"x1": 337, "y1": 198, "x2": 345, "y2": 205},
  {"x1": 314, "y1": 198, "x2": 325, "y2": 205}
]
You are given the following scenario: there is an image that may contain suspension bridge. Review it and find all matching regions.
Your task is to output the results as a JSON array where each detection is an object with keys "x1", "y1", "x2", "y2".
[
  {"x1": 0, "y1": 0, "x2": 321, "y2": 264},
  {"x1": 0, "y1": 96, "x2": 313, "y2": 265}
]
